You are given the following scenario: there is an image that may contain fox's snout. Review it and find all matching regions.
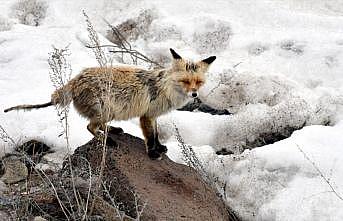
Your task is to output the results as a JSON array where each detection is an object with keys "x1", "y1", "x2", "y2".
[{"x1": 187, "y1": 89, "x2": 198, "y2": 98}]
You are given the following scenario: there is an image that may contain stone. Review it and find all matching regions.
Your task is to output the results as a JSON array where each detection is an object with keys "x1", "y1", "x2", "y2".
[
  {"x1": 1, "y1": 155, "x2": 28, "y2": 184},
  {"x1": 0, "y1": 180, "x2": 8, "y2": 194},
  {"x1": 33, "y1": 216, "x2": 47, "y2": 221}
]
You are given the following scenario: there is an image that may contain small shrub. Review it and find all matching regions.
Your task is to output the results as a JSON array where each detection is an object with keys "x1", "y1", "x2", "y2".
[
  {"x1": 0, "y1": 16, "x2": 13, "y2": 32},
  {"x1": 106, "y1": 9, "x2": 156, "y2": 44},
  {"x1": 11, "y1": 0, "x2": 48, "y2": 26},
  {"x1": 147, "y1": 22, "x2": 182, "y2": 42},
  {"x1": 192, "y1": 18, "x2": 232, "y2": 54}
]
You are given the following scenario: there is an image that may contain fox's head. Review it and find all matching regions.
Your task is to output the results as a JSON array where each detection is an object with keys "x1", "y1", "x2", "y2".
[{"x1": 169, "y1": 48, "x2": 216, "y2": 98}]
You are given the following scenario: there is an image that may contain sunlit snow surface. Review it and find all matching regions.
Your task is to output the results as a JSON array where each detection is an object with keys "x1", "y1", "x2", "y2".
[{"x1": 1, "y1": 0, "x2": 343, "y2": 220}]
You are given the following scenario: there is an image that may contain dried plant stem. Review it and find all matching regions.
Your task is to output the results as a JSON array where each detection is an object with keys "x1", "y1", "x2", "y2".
[
  {"x1": 48, "y1": 45, "x2": 85, "y2": 218},
  {"x1": 296, "y1": 144, "x2": 343, "y2": 201},
  {"x1": 0, "y1": 124, "x2": 16, "y2": 146},
  {"x1": 82, "y1": 11, "x2": 112, "y2": 216},
  {"x1": 173, "y1": 123, "x2": 211, "y2": 185},
  {"x1": 83, "y1": 16, "x2": 163, "y2": 68},
  {"x1": 83, "y1": 10, "x2": 107, "y2": 67}
]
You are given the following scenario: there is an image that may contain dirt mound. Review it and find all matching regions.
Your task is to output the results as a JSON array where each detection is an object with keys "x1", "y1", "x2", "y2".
[
  {"x1": 69, "y1": 132, "x2": 236, "y2": 220},
  {"x1": 0, "y1": 134, "x2": 239, "y2": 220}
]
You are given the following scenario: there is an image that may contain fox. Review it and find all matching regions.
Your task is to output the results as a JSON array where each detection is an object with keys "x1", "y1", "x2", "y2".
[{"x1": 4, "y1": 48, "x2": 216, "y2": 160}]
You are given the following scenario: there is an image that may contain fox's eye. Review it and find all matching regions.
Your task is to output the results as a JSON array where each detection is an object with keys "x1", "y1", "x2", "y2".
[
  {"x1": 196, "y1": 80, "x2": 204, "y2": 85},
  {"x1": 180, "y1": 80, "x2": 190, "y2": 84}
]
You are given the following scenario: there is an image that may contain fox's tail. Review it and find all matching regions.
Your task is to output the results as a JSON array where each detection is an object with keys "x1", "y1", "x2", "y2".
[
  {"x1": 4, "y1": 102, "x2": 53, "y2": 113},
  {"x1": 4, "y1": 82, "x2": 74, "y2": 113}
]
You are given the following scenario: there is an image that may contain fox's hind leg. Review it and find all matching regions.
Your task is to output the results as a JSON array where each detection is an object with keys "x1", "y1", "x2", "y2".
[
  {"x1": 87, "y1": 121, "x2": 117, "y2": 146},
  {"x1": 87, "y1": 121, "x2": 101, "y2": 137},
  {"x1": 139, "y1": 116, "x2": 162, "y2": 160}
]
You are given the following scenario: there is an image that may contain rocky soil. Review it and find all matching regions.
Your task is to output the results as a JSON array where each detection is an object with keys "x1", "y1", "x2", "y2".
[{"x1": 0, "y1": 133, "x2": 239, "y2": 221}]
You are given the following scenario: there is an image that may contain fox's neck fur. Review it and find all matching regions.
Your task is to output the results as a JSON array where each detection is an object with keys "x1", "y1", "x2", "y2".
[{"x1": 143, "y1": 67, "x2": 190, "y2": 117}]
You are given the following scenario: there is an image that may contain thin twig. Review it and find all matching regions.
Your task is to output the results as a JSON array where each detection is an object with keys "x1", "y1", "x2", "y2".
[
  {"x1": 0, "y1": 125, "x2": 16, "y2": 146},
  {"x1": 296, "y1": 144, "x2": 343, "y2": 201},
  {"x1": 83, "y1": 16, "x2": 163, "y2": 68}
]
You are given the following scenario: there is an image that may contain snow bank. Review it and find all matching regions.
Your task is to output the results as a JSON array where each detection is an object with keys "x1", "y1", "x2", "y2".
[
  {"x1": 1, "y1": 0, "x2": 343, "y2": 220},
  {"x1": 209, "y1": 122, "x2": 343, "y2": 220},
  {"x1": 159, "y1": 68, "x2": 342, "y2": 152},
  {"x1": 164, "y1": 122, "x2": 343, "y2": 220}
]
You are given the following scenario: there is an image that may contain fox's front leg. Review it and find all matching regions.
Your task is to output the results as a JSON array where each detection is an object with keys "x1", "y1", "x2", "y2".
[
  {"x1": 140, "y1": 116, "x2": 163, "y2": 160},
  {"x1": 153, "y1": 121, "x2": 168, "y2": 154}
]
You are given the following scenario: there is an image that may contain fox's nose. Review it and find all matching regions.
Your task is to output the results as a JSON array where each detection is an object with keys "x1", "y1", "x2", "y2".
[{"x1": 191, "y1": 92, "x2": 198, "y2": 98}]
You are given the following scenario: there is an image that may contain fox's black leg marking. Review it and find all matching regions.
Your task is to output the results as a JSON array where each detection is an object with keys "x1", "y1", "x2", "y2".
[
  {"x1": 152, "y1": 120, "x2": 167, "y2": 154},
  {"x1": 146, "y1": 135, "x2": 161, "y2": 160},
  {"x1": 155, "y1": 133, "x2": 167, "y2": 154},
  {"x1": 140, "y1": 116, "x2": 162, "y2": 160}
]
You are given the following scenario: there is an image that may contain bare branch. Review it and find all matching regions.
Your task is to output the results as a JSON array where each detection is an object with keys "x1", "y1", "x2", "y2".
[
  {"x1": 296, "y1": 144, "x2": 343, "y2": 201},
  {"x1": 83, "y1": 16, "x2": 163, "y2": 68}
]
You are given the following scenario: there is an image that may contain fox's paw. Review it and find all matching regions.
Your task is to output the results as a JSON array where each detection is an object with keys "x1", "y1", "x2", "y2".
[
  {"x1": 108, "y1": 126, "x2": 124, "y2": 135},
  {"x1": 148, "y1": 149, "x2": 162, "y2": 160},
  {"x1": 156, "y1": 144, "x2": 168, "y2": 154}
]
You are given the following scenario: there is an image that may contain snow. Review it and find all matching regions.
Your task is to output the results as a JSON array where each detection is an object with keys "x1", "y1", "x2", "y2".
[
  {"x1": 1, "y1": 0, "x2": 343, "y2": 220},
  {"x1": 167, "y1": 122, "x2": 343, "y2": 220}
]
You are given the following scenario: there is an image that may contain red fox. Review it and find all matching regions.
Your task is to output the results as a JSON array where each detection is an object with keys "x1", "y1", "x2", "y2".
[{"x1": 4, "y1": 49, "x2": 216, "y2": 159}]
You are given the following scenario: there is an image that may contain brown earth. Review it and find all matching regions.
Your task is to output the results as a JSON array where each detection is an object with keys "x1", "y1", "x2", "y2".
[
  {"x1": 69, "y1": 132, "x2": 238, "y2": 220},
  {"x1": 0, "y1": 133, "x2": 239, "y2": 220}
]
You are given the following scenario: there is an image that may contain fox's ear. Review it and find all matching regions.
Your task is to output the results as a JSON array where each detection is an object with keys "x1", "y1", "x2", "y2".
[
  {"x1": 202, "y1": 56, "x2": 216, "y2": 65},
  {"x1": 170, "y1": 48, "x2": 182, "y2": 59}
]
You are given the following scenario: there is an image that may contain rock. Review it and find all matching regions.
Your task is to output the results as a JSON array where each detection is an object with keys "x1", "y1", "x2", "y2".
[
  {"x1": 66, "y1": 132, "x2": 236, "y2": 221},
  {"x1": 1, "y1": 155, "x2": 28, "y2": 184},
  {"x1": 21, "y1": 132, "x2": 239, "y2": 220},
  {"x1": 0, "y1": 196, "x2": 15, "y2": 221},
  {"x1": 16, "y1": 140, "x2": 51, "y2": 156},
  {"x1": 34, "y1": 163, "x2": 56, "y2": 172},
  {"x1": 0, "y1": 159, "x2": 4, "y2": 176},
  {"x1": 16, "y1": 140, "x2": 52, "y2": 166},
  {"x1": 0, "y1": 210, "x2": 12, "y2": 221},
  {"x1": 33, "y1": 216, "x2": 47, "y2": 221},
  {"x1": 178, "y1": 98, "x2": 232, "y2": 115},
  {"x1": 0, "y1": 180, "x2": 8, "y2": 194},
  {"x1": 0, "y1": 196, "x2": 13, "y2": 207}
]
